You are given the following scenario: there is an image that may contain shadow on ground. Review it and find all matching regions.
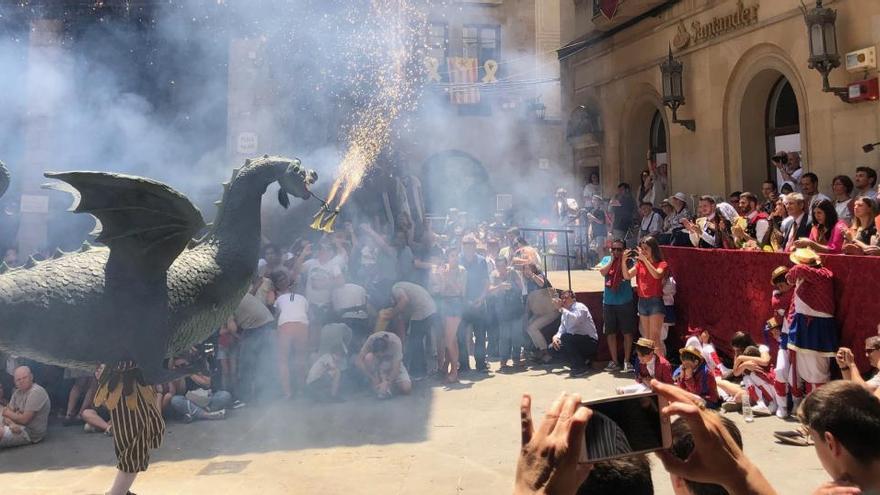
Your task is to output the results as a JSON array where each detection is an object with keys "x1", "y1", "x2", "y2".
[{"x1": 0, "y1": 376, "x2": 443, "y2": 473}]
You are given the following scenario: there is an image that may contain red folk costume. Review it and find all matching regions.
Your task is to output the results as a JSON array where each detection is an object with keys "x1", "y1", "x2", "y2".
[
  {"x1": 635, "y1": 354, "x2": 673, "y2": 385},
  {"x1": 675, "y1": 364, "x2": 720, "y2": 406}
]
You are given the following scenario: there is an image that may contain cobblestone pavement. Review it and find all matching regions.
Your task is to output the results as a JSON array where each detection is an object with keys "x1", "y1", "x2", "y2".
[{"x1": 0, "y1": 363, "x2": 829, "y2": 494}]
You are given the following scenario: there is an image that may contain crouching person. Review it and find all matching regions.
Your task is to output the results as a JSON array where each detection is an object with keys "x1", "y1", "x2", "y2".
[
  {"x1": 306, "y1": 342, "x2": 347, "y2": 402},
  {"x1": 356, "y1": 331, "x2": 412, "y2": 399},
  {"x1": 0, "y1": 366, "x2": 50, "y2": 448}
]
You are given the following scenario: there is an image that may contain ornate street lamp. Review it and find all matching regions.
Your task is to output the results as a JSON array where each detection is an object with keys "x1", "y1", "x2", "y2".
[
  {"x1": 659, "y1": 46, "x2": 696, "y2": 132},
  {"x1": 802, "y1": 0, "x2": 850, "y2": 102}
]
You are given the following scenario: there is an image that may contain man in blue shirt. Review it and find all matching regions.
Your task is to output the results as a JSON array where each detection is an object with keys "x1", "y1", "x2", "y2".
[
  {"x1": 597, "y1": 239, "x2": 637, "y2": 372},
  {"x1": 550, "y1": 290, "x2": 598, "y2": 377},
  {"x1": 459, "y1": 235, "x2": 490, "y2": 372}
]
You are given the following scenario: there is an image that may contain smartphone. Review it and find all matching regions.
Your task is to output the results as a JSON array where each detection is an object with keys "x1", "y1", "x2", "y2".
[{"x1": 579, "y1": 392, "x2": 672, "y2": 463}]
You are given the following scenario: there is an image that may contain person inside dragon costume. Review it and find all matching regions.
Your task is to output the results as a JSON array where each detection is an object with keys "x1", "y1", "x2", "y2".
[{"x1": 0, "y1": 155, "x2": 317, "y2": 495}]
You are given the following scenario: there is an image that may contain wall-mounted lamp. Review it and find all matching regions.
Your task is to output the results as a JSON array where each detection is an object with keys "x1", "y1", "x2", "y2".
[
  {"x1": 659, "y1": 46, "x2": 696, "y2": 132},
  {"x1": 801, "y1": 0, "x2": 850, "y2": 103}
]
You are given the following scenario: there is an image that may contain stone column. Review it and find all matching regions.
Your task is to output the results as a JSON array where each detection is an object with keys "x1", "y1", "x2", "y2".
[
  {"x1": 18, "y1": 19, "x2": 68, "y2": 256},
  {"x1": 226, "y1": 37, "x2": 275, "y2": 165}
]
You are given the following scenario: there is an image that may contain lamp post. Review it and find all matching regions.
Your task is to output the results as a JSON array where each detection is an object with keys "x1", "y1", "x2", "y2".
[
  {"x1": 659, "y1": 46, "x2": 696, "y2": 132},
  {"x1": 802, "y1": 0, "x2": 850, "y2": 102}
]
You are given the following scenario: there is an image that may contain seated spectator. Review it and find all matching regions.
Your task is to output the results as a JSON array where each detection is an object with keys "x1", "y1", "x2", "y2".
[
  {"x1": 550, "y1": 290, "x2": 599, "y2": 378},
  {"x1": 835, "y1": 335, "x2": 880, "y2": 400},
  {"x1": 717, "y1": 331, "x2": 773, "y2": 411},
  {"x1": 682, "y1": 195, "x2": 717, "y2": 248},
  {"x1": 801, "y1": 172, "x2": 831, "y2": 210},
  {"x1": 81, "y1": 365, "x2": 113, "y2": 435},
  {"x1": 843, "y1": 196, "x2": 879, "y2": 255},
  {"x1": 760, "y1": 180, "x2": 779, "y2": 214},
  {"x1": 668, "y1": 413, "x2": 743, "y2": 495},
  {"x1": 0, "y1": 366, "x2": 50, "y2": 448},
  {"x1": 733, "y1": 192, "x2": 770, "y2": 250},
  {"x1": 577, "y1": 455, "x2": 653, "y2": 494},
  {"x1": 794, "y1": 199, "x2": 847, "y2": 253},
  {"x1": 831, "y1": 175, "x2": 854, "y2": 225},
  {"x1": 665, "y1": 192, "x2": 691, "y2": 246},
  {"x1": 305, "y1": 342, "x2": 346, "y2": 402},
  {"x1": 763, "y1": 196, "x2": 787, "y2": 251},
  {"x1": 854, "y1": 166, "x2": 878, "y2": 199},
  {"x1": 638, "y1": 201, "x2": 664, "y2": 241},
  {"x1": 732, "y1": 346, "x2": 777, "y2": 417},
  {"x1": 684, "y1": 328, "x2": 731, "y2": 379},
  {"x1": 780, "y1": 193, "x2": 811, "y2": 252},
  {"x1": 799, "y1": 381, "x2": 880, "y2": 493},
  {"x1": 674, "y1": 346, "x2": 720, "y2": 409},
  {"x1": 62, "y1": 366, "x2": 97, "y2": 426},
  {"x1": 168, "y1": 355, "x2": 230, "y2": 423},
  {"x1": 618, "y1": 337, "x2": 673, "y2": 394},
  {"x1": 356, "y1": 331, "x2": 411, "y2": 399}
]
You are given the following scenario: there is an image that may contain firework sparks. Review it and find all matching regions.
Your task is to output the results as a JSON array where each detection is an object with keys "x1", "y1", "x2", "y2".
[{"x1": 323, "y1": 0, "x2": 427, "y2": 210}]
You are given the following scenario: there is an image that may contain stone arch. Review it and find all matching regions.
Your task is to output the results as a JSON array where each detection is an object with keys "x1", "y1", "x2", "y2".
[
  {"x1": 722, "y1": 43, "x2": 810, "y2": 194},
  {"x1": 618, "y1": 83, "x2": 670, "y2": 192},
  {"x1": 420, "y1": 150, "x2": 492, "y2": 216}
]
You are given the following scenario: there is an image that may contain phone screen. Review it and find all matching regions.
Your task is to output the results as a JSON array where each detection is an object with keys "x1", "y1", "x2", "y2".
[{"x1": 581, "y1": 393, "x2": 665, "y2": 463}]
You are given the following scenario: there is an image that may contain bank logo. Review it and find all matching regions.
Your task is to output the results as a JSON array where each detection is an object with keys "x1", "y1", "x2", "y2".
[{"x1": 672, "y1": 21, "x2": 691, "y2": 50}]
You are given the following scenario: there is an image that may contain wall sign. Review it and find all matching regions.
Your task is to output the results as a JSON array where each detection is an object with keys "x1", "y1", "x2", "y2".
[
  {"x1": 237, "y1": 132, "x2": 258, "y2": 154},
  {"x1": 672, "y1": 0, "x2": 759, "y2": 51}
]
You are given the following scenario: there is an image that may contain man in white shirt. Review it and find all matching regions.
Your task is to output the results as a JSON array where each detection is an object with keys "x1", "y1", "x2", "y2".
[
  {"x1": 854, "y1": 166, "x2": 878, "y2": 199},
  {"x1": 799, "y1": 173, "x2": 830, "y2": 211},
  {"x1": 638, "y1": 202, "x2": 663, "y2": 241},
  {"x1": 550, "y1": 291, "x2": 598, "y2": 377}
]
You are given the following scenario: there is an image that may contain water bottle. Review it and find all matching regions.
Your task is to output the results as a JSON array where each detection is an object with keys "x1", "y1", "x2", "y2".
[{"x1": 742, "y1": 391, "x2": 754, "y2": 423}]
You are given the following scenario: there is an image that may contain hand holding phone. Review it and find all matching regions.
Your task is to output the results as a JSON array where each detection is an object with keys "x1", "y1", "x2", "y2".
[{"x1": 578, "y1": 391, "x2": 672, "y2": 464}]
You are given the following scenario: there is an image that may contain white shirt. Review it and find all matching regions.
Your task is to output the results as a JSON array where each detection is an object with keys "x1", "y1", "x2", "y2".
[
  {"x1": 275, "y1": 293, "x2": 309, "y2": 326},
  {"x1": 746, "y1": 210, "x2": 770, "y2": 242},
  {"x1": 640, "y1": 211, "x2": 663, "y2": 237},
  {"x1": 554, "y1": 302, "x2": 598, "y2": 340},
  {"x1": 302, "y1": 258, "x2": 344, "y2": 306},
  {"x1": 332, "y1": 283, "x2": 368, "y2": 319}
]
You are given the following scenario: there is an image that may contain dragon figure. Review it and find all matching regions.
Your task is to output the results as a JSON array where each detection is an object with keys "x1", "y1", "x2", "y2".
[{"x1": 0, "y1": 155, "x2": 316, "y2": 384}]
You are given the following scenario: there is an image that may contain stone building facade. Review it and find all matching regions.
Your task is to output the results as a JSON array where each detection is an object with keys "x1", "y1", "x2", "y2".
[{"x1": 560, "y1": 0, "x2": 880, "y2": 200}]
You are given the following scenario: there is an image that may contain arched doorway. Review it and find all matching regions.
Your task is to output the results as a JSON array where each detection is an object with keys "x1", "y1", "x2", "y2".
[
  {"x1": 723, "y1": 44, "x2": 808, "y2": 195},
  {"x1": 766, "y1": 77, "x2": 801, "y2": 187},
  {"x1": 420, "y1": 150, "x2": 492, "y2": 217},
  {"x1": 619, "y1": 88, "x2": 668, "y2": 198}
]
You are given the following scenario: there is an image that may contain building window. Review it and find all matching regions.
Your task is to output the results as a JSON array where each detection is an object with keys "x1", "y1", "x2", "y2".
[
  {"x1": 649, "y1": 110, "x2": 667, "y2": 154},
  {"x1": 427, "y1": 21, "x2": 448, "y2": 82},
  {"x1": 592, "y1": 0, "x2": 601, "y2": 17},
  {"x1": 765, "y1": 76, "x2": 800, "y2": 182},
  {"x1": 462, "y1": 24, "x2": 501, "y2": 75}
]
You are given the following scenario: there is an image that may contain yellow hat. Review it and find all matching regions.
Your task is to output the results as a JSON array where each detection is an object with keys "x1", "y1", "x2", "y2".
[
  {"x1": 634, "y1": 338, "x2": 656, "y2": 351},
  {"x1": 789, "y1": 247, "x2": 821, "y2": 266},
  {"x1": 771, "y1": 266, "x2": 789, "y2": 285},
  {"x1": 679, "y1": 346, "x2": 704, "y2": 362}
]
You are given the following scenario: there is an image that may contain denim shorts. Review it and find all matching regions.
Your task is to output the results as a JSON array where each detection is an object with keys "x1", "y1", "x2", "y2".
[{"x1": 637, "y1": 296, "x2": 665, "y2": 317}]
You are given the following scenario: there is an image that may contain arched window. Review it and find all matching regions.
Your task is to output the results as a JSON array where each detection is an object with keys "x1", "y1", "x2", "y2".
[
  {"x1": 649, "y1": 110, "x2": 667, "y2": 155},
  {"x1": 765, "y1": 77, "x2": 800, "y2": 180}
]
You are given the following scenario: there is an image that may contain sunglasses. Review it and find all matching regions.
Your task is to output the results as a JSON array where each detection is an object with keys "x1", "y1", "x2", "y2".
[{"x1": 866, "y1": 348, "x2": 880, "y2": 356}]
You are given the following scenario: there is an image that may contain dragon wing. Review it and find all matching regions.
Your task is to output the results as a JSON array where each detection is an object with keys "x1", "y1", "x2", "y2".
[{"x1": 43, "y1": 171, "x2": 205, "y2": 274}]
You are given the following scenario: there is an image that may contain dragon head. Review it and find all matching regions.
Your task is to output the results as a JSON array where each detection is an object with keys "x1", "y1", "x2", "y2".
[{"x1": 275, "y1": 157, "x2": 317, "y2": 209}]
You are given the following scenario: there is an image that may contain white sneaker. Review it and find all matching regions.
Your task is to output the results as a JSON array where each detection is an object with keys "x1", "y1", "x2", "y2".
[
  {"x1": 776, "y1": 406, "x2": 789, "y2": 419},
  {"x1": 83, "y1": 423, "x2": 97, "y2": 433},
  {"x1": 622, "y1": 362, "x2": 633, "y2": 373},
  {"x1": 751, "y1": 402, "x2": 772, "y2": 417}
]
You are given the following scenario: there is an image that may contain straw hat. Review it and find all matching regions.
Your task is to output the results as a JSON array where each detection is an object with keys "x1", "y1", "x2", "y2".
[
  {"x1": 679, "y1": 346, "x2": 704, "y2": 362},
  {"x1": 771, "y1": 266, "x2": 789, "y2": 285},
  {"x1": 766, "y1": 317, "x2": 781, "y2": 330},
  {"x1": 634, "y1": 338, "x2": 656, "y2": 351},
  {"x1": 789, "y1": 247, "x2": 822, "y2": 266}
]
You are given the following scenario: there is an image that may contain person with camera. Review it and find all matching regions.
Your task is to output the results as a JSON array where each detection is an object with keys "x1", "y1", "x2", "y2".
[
  {"x1": 622, "y1": 236, "x2": 668, "y2": 356},
  {"x1": 771, "y1": 151, "x2": 803, "y2": 191},
  {"x1": 836, "y1": 335, "x2": 880, "y2": 400},
  {"x1": 682, "y1": 196, "x2": 717, "y2": 248},
  {"x1": 597, "y1": 239, "x2": 636, "y2": 372}
]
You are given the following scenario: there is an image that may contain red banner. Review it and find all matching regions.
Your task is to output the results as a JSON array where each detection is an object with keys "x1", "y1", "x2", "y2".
[{"x1": 662, "y1": 247, "x2": 880, "y2": 371}]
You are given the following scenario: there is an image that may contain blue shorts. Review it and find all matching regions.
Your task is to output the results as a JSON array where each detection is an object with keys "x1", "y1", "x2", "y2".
[{"x1": 637, "y1": 296, "x2": 665, "y2": 317}]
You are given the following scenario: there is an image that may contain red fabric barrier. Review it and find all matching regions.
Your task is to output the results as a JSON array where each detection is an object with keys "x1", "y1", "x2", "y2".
[{"x1": 661, "y1": 247, "x2": 880, "y2": 371}]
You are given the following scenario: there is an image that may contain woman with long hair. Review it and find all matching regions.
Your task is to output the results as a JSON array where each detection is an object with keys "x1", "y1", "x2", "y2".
[
  {"x1": 637, "y1": 169, "x2": 654, "y2": 205},
  {"x1": 270, "y1": 270, "x2": 310, "y2": 399},
  {"x1": 762, "y1": 196, "x2": 788, "y2": 251},
  {"x1": 844, "y1": 196, "x2": 879, "y2": 255},
  {"x1": 831, "y1": 175, "x2": 854, "y2": 226},
  {"x1": 623, "y1": 236, "x2": 669, "y2": 357},
  {"x1": 794, "y1": 199, "x2": 847, "y2": 254},
  {"x1": 431, "y1": 246, "x2": 467, "y2": 383}
]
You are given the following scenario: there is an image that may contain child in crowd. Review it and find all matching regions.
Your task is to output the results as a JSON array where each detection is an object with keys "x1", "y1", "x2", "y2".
[
  {"x1": 617, "y1": 338, "x2": 672, "y2": 394},
  {"x1": 737, "y1": 346, "x2": 778, "y2": 417},
  {"x1": 674, "y1": 346, "x2": 721, "y2": 409},
  {"x1": 768, "y1": 266, "x2": 795, "y2": 417},
  {"x1": 305, "y1": 342, "x2": 346, "y2": 402},
  {"x1": 684, "y1": 327, "x2": 732, "y2": 378}
]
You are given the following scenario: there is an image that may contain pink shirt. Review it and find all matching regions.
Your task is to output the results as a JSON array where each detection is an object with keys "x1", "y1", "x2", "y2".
[{"x1": 808, "y1": 220, "x2": 847, "y2": 253}]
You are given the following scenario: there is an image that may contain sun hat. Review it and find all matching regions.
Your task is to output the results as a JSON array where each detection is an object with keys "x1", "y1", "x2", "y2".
[
  {"x1": 679, "y1": 346, "x2": 704, "y2": 362},
  {"x1": 789, "y1": 247, "x2": 821, "y2": 266}
]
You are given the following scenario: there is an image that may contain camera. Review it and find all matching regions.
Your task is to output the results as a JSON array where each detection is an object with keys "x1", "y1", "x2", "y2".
[
  {"x1": 626, "y1": 249, "x2": 638, "y2": 258},
  {"x1": 771, "y1": 152, "x2": 788, "y2": 165}
]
